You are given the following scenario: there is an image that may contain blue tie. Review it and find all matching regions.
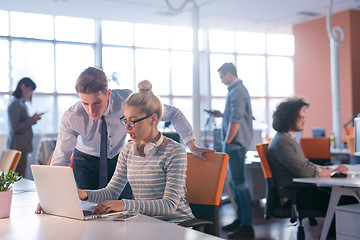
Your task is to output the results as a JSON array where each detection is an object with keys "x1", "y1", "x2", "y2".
[{"x1": 99, "y1": 116, "x2": 107, "y2": 188}]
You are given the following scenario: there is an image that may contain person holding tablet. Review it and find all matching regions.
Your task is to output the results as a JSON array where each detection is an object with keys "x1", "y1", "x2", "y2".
[{"x1": 6, "y1": 77, "x2": 43, "y2": 176}]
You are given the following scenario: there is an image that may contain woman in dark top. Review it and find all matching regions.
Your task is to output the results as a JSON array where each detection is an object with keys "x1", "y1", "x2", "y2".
[{"x1": 6, "y1": 77, "x2": 43, "y2": 176}]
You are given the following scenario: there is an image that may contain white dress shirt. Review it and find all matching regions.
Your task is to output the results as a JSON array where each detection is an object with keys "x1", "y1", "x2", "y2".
[{"x1": 51, "y1": 89, "x2": 195, "y2": 166}]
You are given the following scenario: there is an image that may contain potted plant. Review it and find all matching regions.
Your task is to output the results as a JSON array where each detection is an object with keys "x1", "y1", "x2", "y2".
[{"x1": 0, "y1": 170, "x2": 22, "y2": 218}]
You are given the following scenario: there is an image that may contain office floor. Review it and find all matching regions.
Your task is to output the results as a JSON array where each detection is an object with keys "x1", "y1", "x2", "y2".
[{"x1": 219, "y1": 201, "x2": 325, "y2": 240}]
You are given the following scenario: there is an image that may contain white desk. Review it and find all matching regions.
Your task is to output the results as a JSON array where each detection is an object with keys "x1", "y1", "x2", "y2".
[
  {"x1": 0, "y1": 179, "x2": 224, "y2": 240},
  {"x1": 293, "y1": 177, "x2": 360, "y2": 240}
]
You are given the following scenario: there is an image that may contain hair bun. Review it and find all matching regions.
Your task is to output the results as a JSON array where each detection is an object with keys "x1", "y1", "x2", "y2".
[{"x1": 138, "y1": 80, "x2": 152, "y2": 92}]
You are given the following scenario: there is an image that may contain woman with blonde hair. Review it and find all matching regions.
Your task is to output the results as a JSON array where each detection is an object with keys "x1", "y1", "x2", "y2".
[{"x1": 77, "y1": 80, "x2": 194, "y2": 223}]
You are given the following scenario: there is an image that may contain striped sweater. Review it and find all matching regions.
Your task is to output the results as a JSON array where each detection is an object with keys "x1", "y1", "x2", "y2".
[{"x1": 86, "y1": 138, "x2": 194, "y2": 223}]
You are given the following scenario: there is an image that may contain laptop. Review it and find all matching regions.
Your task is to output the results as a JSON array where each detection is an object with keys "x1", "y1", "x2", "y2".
[{"x1": 31, "y1": 165, "x2": 126, "y2": 220}]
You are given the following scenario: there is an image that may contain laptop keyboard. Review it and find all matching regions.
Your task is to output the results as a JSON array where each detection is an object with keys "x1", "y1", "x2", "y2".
[{"x1": 83, "y1": 210, "x2": 94, "y2": 216}]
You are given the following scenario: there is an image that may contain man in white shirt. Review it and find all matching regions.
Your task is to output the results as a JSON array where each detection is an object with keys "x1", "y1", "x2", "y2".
[{"x1": 51, "y1": 67, "x2": 213, "y2": 196}]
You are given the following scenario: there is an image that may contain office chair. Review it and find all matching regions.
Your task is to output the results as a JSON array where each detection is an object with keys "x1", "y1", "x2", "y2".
[
  {"x1": 178, "y1": 152, "x2": 229, "y2": 236},
  {"x1": 299, "y1": 137, "x2": 331, "y2": 165},
  {"x1": 161, "y1": 132, "x2": 181, "y2": 143},
  {"x1": 346, "y1": 135, "x2": 355, "y2": 155},
  {"x1": 256, "y1": 144, "x2": 325, "y2": 240},
  {"x1": 0, "y1": 149, "x2": 22, "y2": 173}
]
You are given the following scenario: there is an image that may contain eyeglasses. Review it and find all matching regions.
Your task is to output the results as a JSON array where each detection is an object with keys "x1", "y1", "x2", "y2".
[
  {"x1": 120, "y1": 114, "x2": 152, "y2": 128},
  {"x1": 298, "y1": 114, "x2": 306, "y2": 120}
]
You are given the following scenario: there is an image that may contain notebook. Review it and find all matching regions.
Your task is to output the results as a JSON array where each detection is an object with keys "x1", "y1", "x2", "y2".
[{"x1": 31, "y1": 165, "x2": 126, "y2": 220}]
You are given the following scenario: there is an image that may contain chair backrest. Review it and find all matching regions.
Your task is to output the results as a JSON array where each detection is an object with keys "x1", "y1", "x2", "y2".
[
  {"x1": 0, "y1": 149, "x2": 22, "y2": 172},
  {"x1": 256, "y1": 143, "x2": 272, "y2": 179},
  {"x1": 185, "y1": 152, "x2": 229, "y2": 236},
  {"x1": 47, "y1": 151, "x2": 54, "y2": 165},
  {"x1": 185, "y1": 152, "x2": 229, "y2": 206},
  {"x1": 256, "y1": 143, "x2": 278, "y2": 220},
  {"x1": 344, "y1": 126, "x2": 355, "y2": 143},
  {"x1": 346, "y1": 135, "x2": 355, "y2": 155},
  {"x1": 299, "y1": 137, "x2": 331, "y2": 159}
]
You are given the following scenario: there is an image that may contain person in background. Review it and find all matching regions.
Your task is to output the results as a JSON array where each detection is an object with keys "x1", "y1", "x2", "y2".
[
  {"x1": 50, "y1": 67, "x2": 213, "y2": 198},
  {"x1": 268, "y1": 97, "x2": 351, "y2": 215},
  {"x1": 208, "y1": 63, "x2": 254, "y2": 238},
  {"x1": 6, "y1": 77, "x2": 43, "y2": 177}
]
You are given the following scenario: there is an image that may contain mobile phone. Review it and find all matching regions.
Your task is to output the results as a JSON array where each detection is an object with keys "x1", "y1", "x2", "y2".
[
  {"x1": 113, "y1": 213, "x2": 138, "y2": 221},
  {"x1": 204, "y1": 109, "x2": 215, "y2": 114}
]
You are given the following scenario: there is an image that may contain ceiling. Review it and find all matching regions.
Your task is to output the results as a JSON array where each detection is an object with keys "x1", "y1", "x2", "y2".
[{"x1": 1, "y1": 0, "x2": 360, "y2": 34}]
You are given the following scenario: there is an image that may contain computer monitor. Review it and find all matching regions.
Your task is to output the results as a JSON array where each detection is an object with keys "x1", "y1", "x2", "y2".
[
  {"x1": 312, "y1": 128, "x2": 325, "y2": 138},
  {"x1": 354, "y1": 115, "x2": 360, "y2": 156}
]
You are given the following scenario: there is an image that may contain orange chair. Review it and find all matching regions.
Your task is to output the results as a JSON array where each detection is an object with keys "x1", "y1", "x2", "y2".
[
  {"x1": 0, "y1": 149, "x2": 22, "y2": 172},
  {"x1": 47, "y1": 151, "x2": 54, "y2": 165},
  {"x1": 343, "y1": 126, "x2": 355, "y2": 143},
  {"x1": 346, "y1": 135, "x2": 355, "y2": 155},
  {"x1": 256, "y1": 143, "x2": 325, "y2": 240},
  {"x1": 179, "y1": 152, "x2": 229, "y2": 236},
  {"x1": 299, "y1": 137, "x2": 331, "y2": 165}
]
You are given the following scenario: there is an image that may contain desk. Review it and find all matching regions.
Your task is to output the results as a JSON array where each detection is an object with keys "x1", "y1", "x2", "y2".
[
  {"x1": 293, "y1": 177, "x2": 360, "y2": 240},
  {"x1": 1, "y1": 179, "x2": 224, "y2": 240}
]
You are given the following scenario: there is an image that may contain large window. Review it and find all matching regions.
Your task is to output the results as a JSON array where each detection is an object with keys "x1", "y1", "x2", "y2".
[
  {"x1": 0, "y1": 11, "x2": 96, "y2": 134},
  {"x1": 208, "y1": 31, "x2": 294, "y2": 137},
  {"x1": 10, "y1": 12, "x2": 54, "y2": 40},
  {"x1": 101, "y1": 22, "x2": 194, "y2": 124},
  {"x1": 11, "y1": 40, "x2": 55, "y2": 93},
  {"x1": 55, "y1": 16, "x2": 95, "y2": 43},
  {"x1": 55, "y1": 44, "x2": 94, "y2": 93},
  {"x1": 102, "y1": 47, "x2": 135, "y2": 90},
  {"x1": 0, "y1": 40, "x2": 10, "y2": 92},
  {"x1": 0, "y1": 10, "x2": 294, "y2": 143}
]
